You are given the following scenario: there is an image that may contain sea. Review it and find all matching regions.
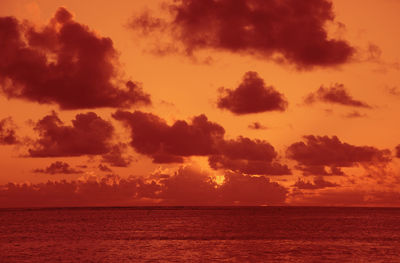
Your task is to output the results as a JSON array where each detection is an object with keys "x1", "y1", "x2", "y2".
[{"x1": 1, "y1": 207, "x2": 400, "y2": 262}]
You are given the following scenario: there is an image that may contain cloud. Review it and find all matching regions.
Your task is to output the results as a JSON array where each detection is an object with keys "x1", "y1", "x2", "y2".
[
  {"x1": 217, "y1": 71, "x2": 287, "y2": 114},
  {"x1": 33, "y1": 161, "x2": 82, "y2": 174},
  {"x1": 396, "y1": 145, "x2": 400, "y2": 158},
  {"x1": 248, "y1": 122, "x2": 267, "y2": 130},
  {"x1": 0, "y1": 117, "x2": 18, "y2": 145},
  {"x1": 131, "y1": 0, "x2": 354, "y2": 68},
  {"x1": 304, "y1": 83, "x2": 371, "y2": 108},
  {"x1": 113, "y1": 110, "x2": 225, "y2": 163},
  {"x1": 218, "y1": 172, "x2": 288, "y2": 205},
  {"x1": 157, "y1": 166, "x2": 218, "y2": 205},
  {"x1": 209, "y1": 136, "x2": 291, "y2": 175},
  {"x1": 0, "y1": 7, "x2": 150, "y2": 109},
  {"x1": 293, "y1": 176, "x2": 339, "y2": 190},
  {"x1": 156, "y1": 166, "x2": 288, "y2": 205},
  {"x1": 28, "y1": 112, "x2": 114, "y2": 157},
  {"x1": 101, "y1": 143, "x2": 132, "y2": 167},
  {"x1": 287, "y1": 135, "x2": 391, "y2": 176}
]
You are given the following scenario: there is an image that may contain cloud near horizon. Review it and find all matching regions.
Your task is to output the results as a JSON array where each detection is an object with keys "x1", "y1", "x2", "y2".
[
  {"x1": 130, "y1": 0, "x2": 354, "y2": 68},
  {"x1": 0, "y1": 166, "x2": 288, "y2": 207},
  {"x1": 0, "y1": 7, "x2": 150, "y2": 109}
]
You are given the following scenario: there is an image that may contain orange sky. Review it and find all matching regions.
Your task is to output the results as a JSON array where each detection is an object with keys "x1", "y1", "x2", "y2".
[{"x1": 0, "y1": 0, "x2": 399, "y2": 207}]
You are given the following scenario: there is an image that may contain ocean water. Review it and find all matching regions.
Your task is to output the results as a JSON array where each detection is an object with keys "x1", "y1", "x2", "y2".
[{"x1": 1, "y1": 207, "x2": 400, "y2": 262}]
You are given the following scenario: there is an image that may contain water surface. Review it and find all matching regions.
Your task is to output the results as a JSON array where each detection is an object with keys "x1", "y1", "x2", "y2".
[{"x1": 1, "y1": 207, "x2": 400, "y2": 262}]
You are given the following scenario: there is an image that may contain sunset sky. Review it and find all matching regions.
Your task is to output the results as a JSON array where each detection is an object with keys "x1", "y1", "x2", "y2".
[{"x1": 1, "y1": 0, "x2": 400, "y2": 207}]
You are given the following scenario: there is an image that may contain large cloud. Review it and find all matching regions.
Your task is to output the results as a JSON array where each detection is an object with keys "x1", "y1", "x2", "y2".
[
  {"x1": 304, "y1": 83, "x2": 371, "y2": 108},
  {"x1": 0, "y1": 8, "x2": 150, "y2": 109},
  {"x1": 209, "y1": 136, "x2": 291, "y2": 175},
  {"x1": 29, "y1": 112, "x2": 114, "y2": 157},
  {"x1": 131, "y1": 0, "x2": 354, "y2": 68},
  {"x1": 217, "y1": 71, "x2": 287, "y2": 114},
  {"x1": 33, "y1": 161, "x2": 82, "y2": 174},
  {"x1": 113, "y1": 110, "x2": 225, "y2": 163},
  {"x1": 287, "y1": 135, "x2": 391, "y2": 176},
  {"x1": 0, "y1": 117, "x2": 17, "y2": 145}
]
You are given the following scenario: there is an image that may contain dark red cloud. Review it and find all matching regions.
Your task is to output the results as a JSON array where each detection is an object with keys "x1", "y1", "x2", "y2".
[
  {"x1": 113, "y1": 110, "x2": 225, "y2": 163},
  {"x1": 217, "y1": 72, "x2": 287, "y2": 114},
  {"x1": 287, "y1": 135, "x2": 391, "y2": 176},
  {"x1": 248, "y1": 122, "x2": 267, "y2": 130},
  {"x1": 29, "y1": 112, "x2": 114, "y2": 157},
  {"x1": 396, "y1": 145, "x2": 400, "y2": 158},
  {"x1": 293, "y1": 176, "x2": 339, "y2": 190},
  {"x1": 132, "y1": 0, "x2": 354, "y2": 68},
  {"x1": 0, "y1": 8, "x2": 150, "y2": 109},
  {"x1": 0, "y1": 117, "x2": 17, "y2": 145},
  {"x1": 209, "y1": 136, "x2": 290, "y2": 175},
  {"x1": 101, "y1": 143, "x2": 132, "y2": 167},
  {"x1": 305, "y1": 83, "x2": 371, "y2": 108},
  {"x1": 33, "y1": 161, "x2": 82, "y2": 174}
]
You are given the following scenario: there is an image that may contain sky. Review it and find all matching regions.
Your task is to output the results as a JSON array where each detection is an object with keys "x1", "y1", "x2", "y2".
[{"x1": 0, "y1": 0, "x2": 399, "y2": 207}]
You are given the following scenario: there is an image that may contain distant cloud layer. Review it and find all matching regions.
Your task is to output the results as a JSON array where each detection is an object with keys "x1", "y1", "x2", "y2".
[
  {"x1": 131, "y1": 0, "x2": 354, "y2": 68},
  {"x1": 305, "y1": 83, "x2": 371, "y2": 108},
  {"x1": 0, "y1": 166, "x2": 288, "y2": 207},
  {"x1": 217, "y1": 72, "x2": 287, "y2": 114},
  {"x1": 0, "y1": 8, "x2": 150, "y2": 109}
]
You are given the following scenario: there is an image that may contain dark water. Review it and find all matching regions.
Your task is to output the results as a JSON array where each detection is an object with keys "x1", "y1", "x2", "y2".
[{"x1": 1, "y1": 207, "x2": 400, "y2": 262}]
